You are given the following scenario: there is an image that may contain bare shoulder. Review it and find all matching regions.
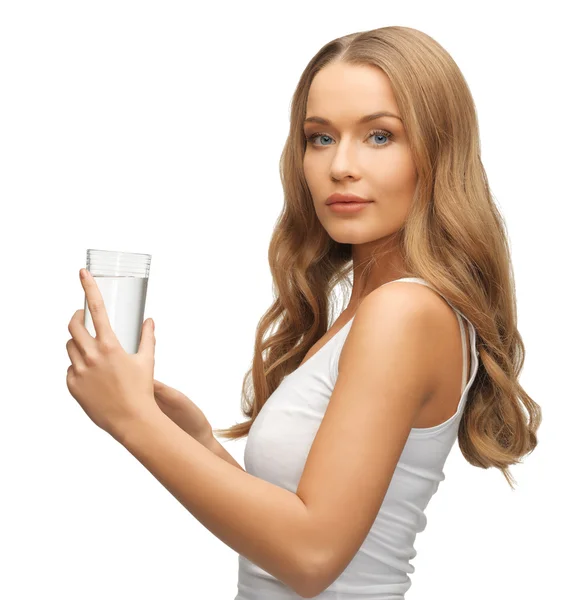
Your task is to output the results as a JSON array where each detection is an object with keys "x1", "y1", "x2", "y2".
[
  {"x1": 367, "y1": 279, "x2": 454, "y2": 315},
  {"x1": 342, "y1": 280, "x2": 460, "y2": 398},
  {"x1": 366, "y1": 280, "x2": 461, "y2": 338}
]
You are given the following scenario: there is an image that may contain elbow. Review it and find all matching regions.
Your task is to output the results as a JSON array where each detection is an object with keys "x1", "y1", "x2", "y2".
[
  {"x1": 296, "y1": 553, "x2": 332, "y2": 599},
  {"x1": 298, "y1": 574, "x2": 330, "y2": 599},
  {"x1": 291, "y1": 504, "x2": 334, "y2": 597},
  {"x1": 296, "y1": 573, "x2": 323, "y2": 599}
]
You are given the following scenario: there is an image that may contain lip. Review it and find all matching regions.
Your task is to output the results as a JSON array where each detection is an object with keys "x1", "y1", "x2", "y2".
[
  {"x1": 326, "y1": 193, "x2": 372, "y2": 205},
  {"x1": 328, "y1": 201, "x2": 372, "y2": 214}
]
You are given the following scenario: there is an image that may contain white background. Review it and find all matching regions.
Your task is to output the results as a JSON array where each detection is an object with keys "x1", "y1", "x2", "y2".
[{"x1": 1, "y1": 1, "x2": 572, "y2": 598}]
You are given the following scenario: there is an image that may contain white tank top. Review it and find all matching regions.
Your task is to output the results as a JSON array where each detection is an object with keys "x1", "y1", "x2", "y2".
[{"x1": 234, "y1": 277, "x2": 480, "y2": 599}]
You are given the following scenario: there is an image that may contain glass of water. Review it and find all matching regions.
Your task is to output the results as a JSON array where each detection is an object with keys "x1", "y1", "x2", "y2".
[{"x1": 83, "y1": 249, "x2": 152, "y2": 354}]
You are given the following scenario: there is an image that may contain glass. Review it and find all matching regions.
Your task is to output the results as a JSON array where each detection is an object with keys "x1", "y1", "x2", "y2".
[{"x1": 83, "y1": 249, "x2": 152, "y2": 354}]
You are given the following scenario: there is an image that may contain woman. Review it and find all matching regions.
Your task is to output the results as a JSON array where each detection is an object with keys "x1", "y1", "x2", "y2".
[{"x1": 211, "y1": 26, "x2": 541, "y2": 599}]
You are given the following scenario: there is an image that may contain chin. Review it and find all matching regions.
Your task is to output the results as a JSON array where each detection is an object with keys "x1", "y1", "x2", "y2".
[{"x1": 326, "y1": 230, "x2": 371, "y2": 245}]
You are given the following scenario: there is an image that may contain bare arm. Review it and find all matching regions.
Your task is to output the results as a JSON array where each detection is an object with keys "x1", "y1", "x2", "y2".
[
  {"x1": 119, "y1": 411, "x2": 320, "y2": 598},
  {"x1": 204, "y1": 434, "x2": 245, "y2": 472}
]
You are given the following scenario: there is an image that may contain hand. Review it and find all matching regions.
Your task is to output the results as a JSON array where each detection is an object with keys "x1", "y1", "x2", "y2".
[
  {"x1": 65, "y1": 268, "x2": 161, "y2": 440},
  {"x1": 153, "y1": 379, "x2": 213, "y2": 444}
]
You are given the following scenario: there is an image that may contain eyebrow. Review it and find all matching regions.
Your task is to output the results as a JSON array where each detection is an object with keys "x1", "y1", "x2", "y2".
[{"x1": 303, "y1": 111, "x2": 403, "y2": 126}]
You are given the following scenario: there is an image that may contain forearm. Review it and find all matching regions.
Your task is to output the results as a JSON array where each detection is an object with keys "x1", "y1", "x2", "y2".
[
  {"x1": 204, "y1": 434, "x2": 245, "y2": 472},
  {"x1": 119, "y1": 410, "x2": 319, "y2": 597}
]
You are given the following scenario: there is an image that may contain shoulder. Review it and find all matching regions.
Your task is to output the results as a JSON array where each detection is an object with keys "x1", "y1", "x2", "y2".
[
  {"x1": 353, "y1": 280, "x2": 456, "y2": 342},
  {"x1": 362, "y1": 279, "x2": 452, "y2": 319},
  {"x1": 339, "y1": 281, "x2": 455, "y2": 398}
]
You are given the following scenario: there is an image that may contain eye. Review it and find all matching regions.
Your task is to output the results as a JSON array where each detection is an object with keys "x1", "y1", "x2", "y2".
[{"x1": 305, "y1": 129, "x2": 394, "y2": 148}]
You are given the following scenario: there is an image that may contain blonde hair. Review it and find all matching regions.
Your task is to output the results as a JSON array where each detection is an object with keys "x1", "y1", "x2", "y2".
[{"x1": 213, "y1": 26, "x2": 541, "y2": 490}]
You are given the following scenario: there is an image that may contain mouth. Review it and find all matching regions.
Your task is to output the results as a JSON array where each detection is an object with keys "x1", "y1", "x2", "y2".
[
  {"x1": 325, "y1": 193, "x2": 373, "y2": 205},
  {"x1": 328, "y1": 201, "x2": 373, "y2": 205},
  {"x1": 327, "y1": 201, "x2": 373, "y2": 213}
]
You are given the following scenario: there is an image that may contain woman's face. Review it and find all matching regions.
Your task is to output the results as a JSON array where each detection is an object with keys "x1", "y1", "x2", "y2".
[{"x1": 303, "y1": 62, "x2": 417, "y2": 246}]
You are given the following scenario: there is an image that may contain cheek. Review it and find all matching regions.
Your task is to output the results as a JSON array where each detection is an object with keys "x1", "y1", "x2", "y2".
[
  {"x1": 303, "y1": 153, "x2": 320, "y2": 196},
  {"x1": 375, "y1": 152, "x2": 417, "y2": 193}
]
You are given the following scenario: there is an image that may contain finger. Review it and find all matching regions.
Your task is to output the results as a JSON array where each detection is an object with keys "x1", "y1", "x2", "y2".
[
  {"x1": 79, "y1": 268, "x2": 114, "y2": 343},
  {"x1": 68, "y1": 309, "x2": 97, "y2": 354},
  {"x1": 138, "y1": 318, "x2": 156, "y2": 357},
  {"x1": 154, "y1": 380, "x2": 177, "y2": 394},
  {"x1": 66, "y1": 337, "x2": 86, "y2": 373}
]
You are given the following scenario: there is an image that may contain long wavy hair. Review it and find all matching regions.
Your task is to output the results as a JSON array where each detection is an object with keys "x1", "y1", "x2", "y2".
[{"x1": 212, "y1": 26, "x2": 541, "y2": 490}]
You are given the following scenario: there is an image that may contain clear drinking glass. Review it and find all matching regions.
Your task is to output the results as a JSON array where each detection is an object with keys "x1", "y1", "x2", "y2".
[{"x1": 83, "y1": 249, "x2": 152, "y2": 354}]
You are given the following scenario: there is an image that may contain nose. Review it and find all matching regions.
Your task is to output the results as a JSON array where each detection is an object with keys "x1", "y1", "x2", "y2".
[{"x1": 328, "y1": 139, "x2": 360, "y2": 181}]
